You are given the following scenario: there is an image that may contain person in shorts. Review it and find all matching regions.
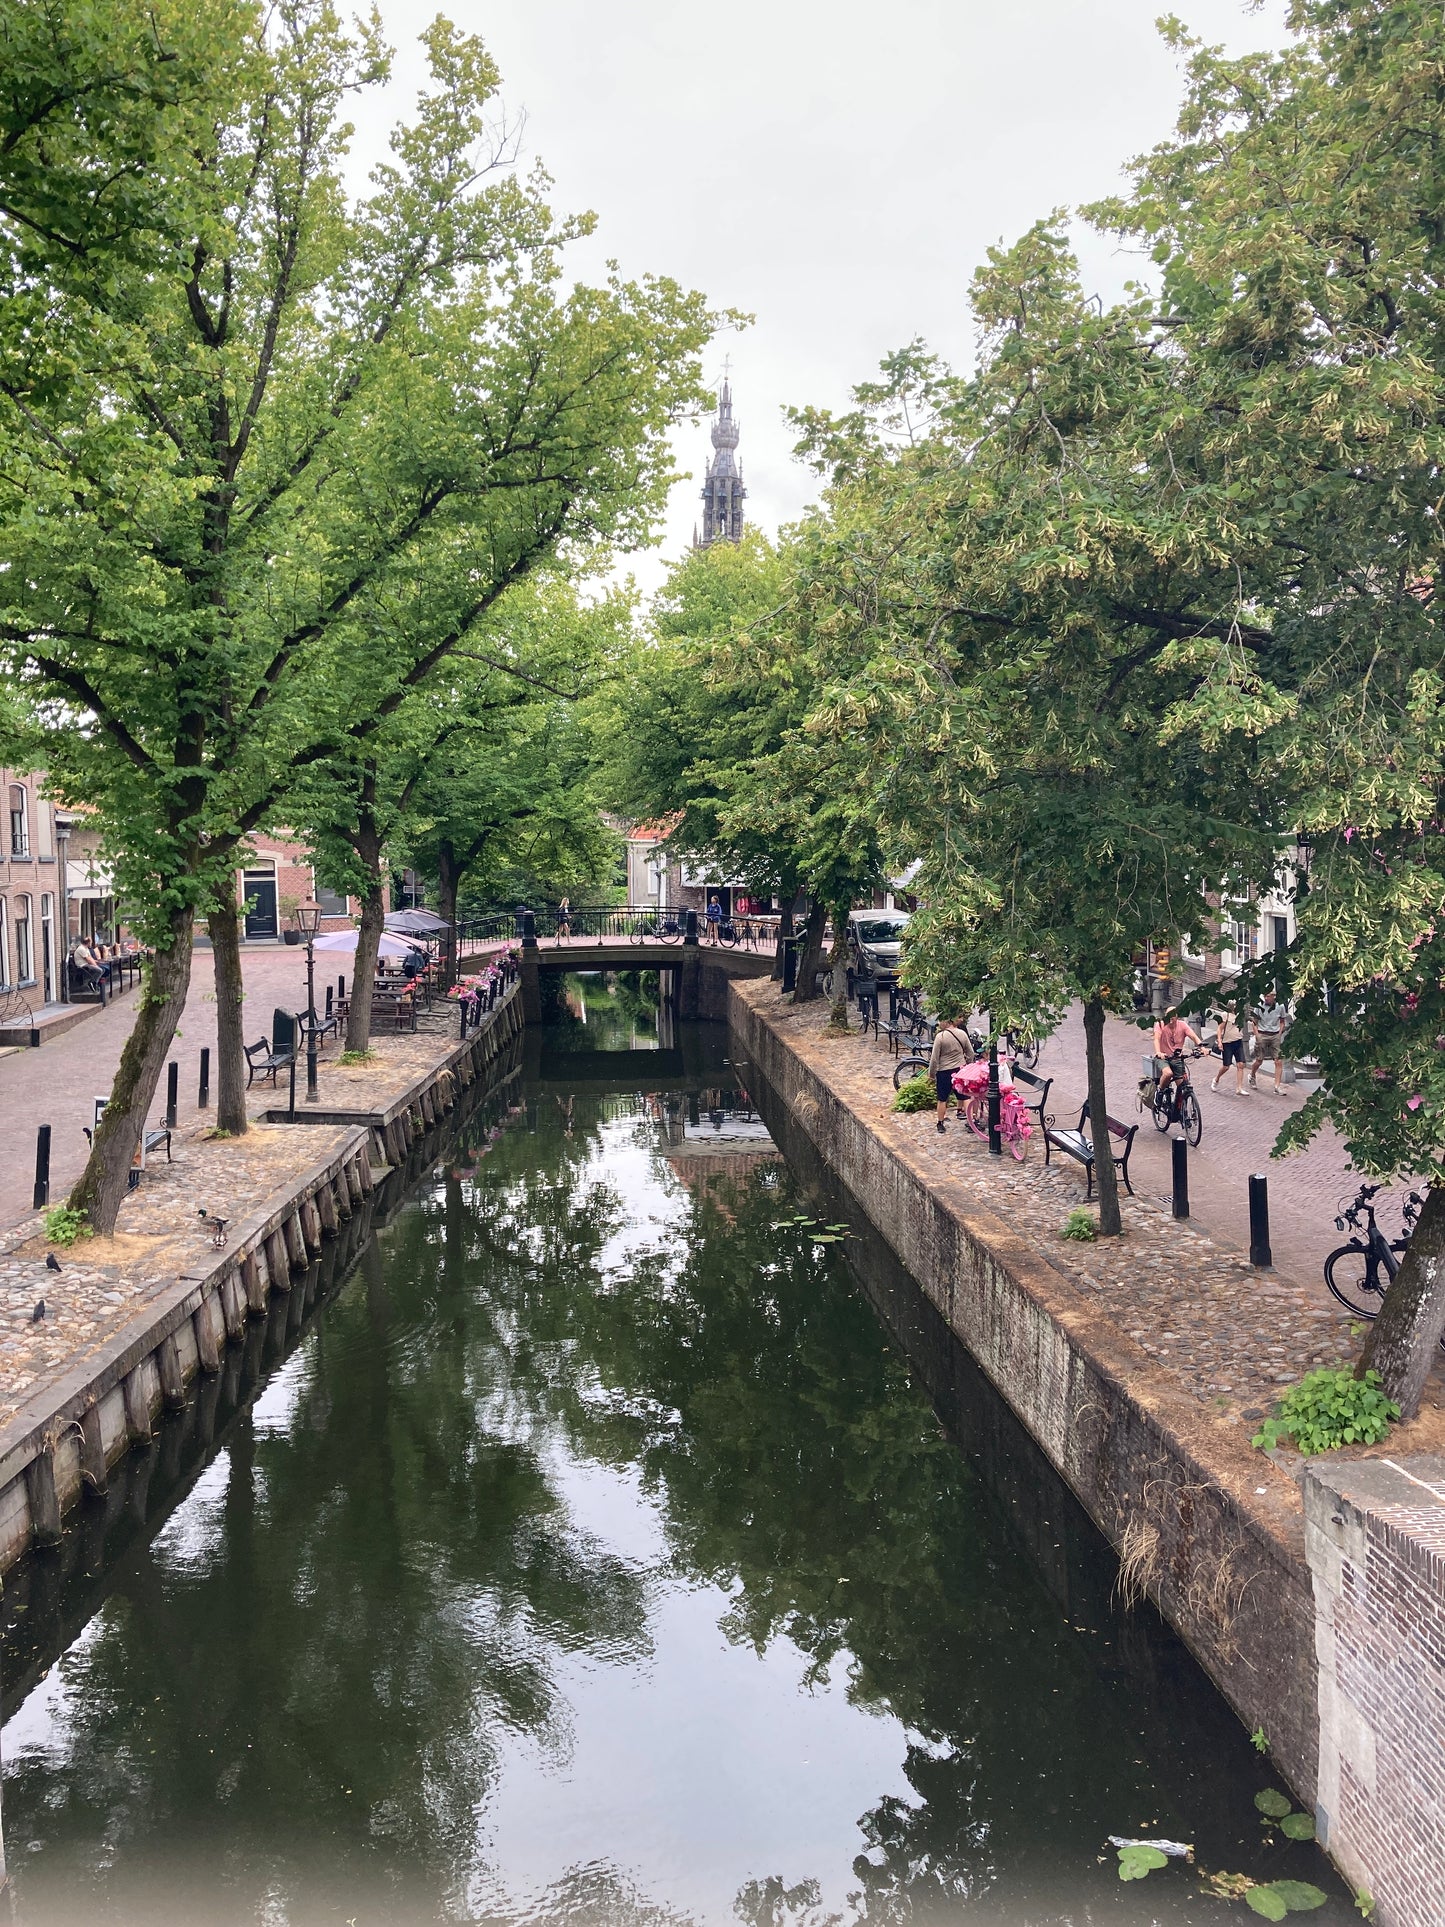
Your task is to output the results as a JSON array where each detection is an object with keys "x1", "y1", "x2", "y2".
[
  {"x1": 1210, "y1": 1005, "x2": 1246, "y2": 1094},
  {"x1": 1152, "y1": 1006, "x2": 1201, "y2": 1092},
  {"x1": 927, "y1": 1015, "x2": 974, "y2": 1134},
  {"x1": 1249, "y1": 989, "x2": 1288, "y2": 1093}
]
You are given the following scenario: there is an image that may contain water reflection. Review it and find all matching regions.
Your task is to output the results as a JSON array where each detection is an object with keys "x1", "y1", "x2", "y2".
[{"x1": 0, "y1": 1000, "x2": 1349, "y2": 1926}]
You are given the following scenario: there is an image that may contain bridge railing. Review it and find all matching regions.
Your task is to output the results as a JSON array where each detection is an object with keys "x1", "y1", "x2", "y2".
[{"x1": 459, "y1": 905, "x2": 783, "y2": 950}]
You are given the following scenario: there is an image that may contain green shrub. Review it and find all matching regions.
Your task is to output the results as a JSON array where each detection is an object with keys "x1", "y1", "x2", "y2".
[
  {"x1": 1062, "y1": 1207, "x2": 1097, "y2": 1242},
  {"x1": 1253, "y1": 1367, "x2": 1399, "y2": 1456},
  {"x1": 43, "y1": 1204, "x2": 91, "y2": 1247},
  {"x1": 891, "y1": 1073, "x2": 935, "y2": 1113}
]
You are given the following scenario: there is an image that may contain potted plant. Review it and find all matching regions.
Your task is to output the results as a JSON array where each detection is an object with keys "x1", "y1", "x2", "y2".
[{"x1": 279, "y1": 894, "x2": 302, "y2": 943}]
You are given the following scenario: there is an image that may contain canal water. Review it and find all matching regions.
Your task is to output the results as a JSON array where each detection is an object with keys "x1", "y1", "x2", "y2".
[{"x1": 0, "y1": 978, "x2": 1350, "y2": 1925}]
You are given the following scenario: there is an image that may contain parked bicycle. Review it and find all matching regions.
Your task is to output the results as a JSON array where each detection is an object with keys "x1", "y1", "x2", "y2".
[
  {"x1": 1141, "y1": 1043, "x2": 1205, "y2": 1146},
  {"x1": 954, "y1": 1060, "x2": 1032, "y2": 1160},
  {"x1": 1324, "y1": 1184, "x2": 1436, "y2": 1329}
]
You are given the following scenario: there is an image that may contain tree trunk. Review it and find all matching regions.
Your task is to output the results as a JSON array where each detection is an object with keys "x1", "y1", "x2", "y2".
[
  {"x1": 437, "y1": 839, "x2": 459, "y2": 989},
  {"x1": 826, "y1": 902, "x2": 852, "y2": 1032},
  {"x1": 68, "y1": 905, "x2": 195, "y2": 1236},
  {"x1": 790, "y1": 900, "x2": 830, "y2": 1004},
  {"x1": 772, "y1": 889, "x2": 796, "y2": 982},
  {"x1": 208, "y1": 891, "x2": 248, "y2": 1136},
  {"x1": 346, "y1": 875, "x2": 386, "y2": 1053},
  {"x1": 1360, "y1": 1182, "x2": 1445, "y2": 1418},
  {"x1": 1083, "y1": 995, "x2": 1122, "y2": 1237}
]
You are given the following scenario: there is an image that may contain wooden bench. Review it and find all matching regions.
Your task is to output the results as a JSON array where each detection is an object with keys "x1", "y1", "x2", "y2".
[
  {"x1": 143, "y1": 1125, "x2": 172, "y2": 1163},
  {"x1": 1044, "y1": 1099, "x2": 1137, "y2": 1199},
  {"x1": 1010, "y1": 1063, "x2": 1053, "y2": 1133}
]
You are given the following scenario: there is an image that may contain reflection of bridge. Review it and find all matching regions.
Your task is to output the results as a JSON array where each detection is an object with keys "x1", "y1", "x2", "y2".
[{"x1": 454, "y1": 934, "x2": 775, "y2": 1024}]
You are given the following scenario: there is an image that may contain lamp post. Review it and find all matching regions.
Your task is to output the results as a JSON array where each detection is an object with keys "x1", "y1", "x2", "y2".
[
  {"x1": 295, "y1": 902, "x2": 322, "y2": 1100},
  {"x1": 55, "y1": 818, "x2": 70, "y2": 1003}
]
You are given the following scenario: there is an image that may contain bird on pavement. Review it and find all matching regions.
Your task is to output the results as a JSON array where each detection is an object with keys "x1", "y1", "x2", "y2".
[
  {"x1": 197, "y1": 1208, "x2": 229, "y2": 1248},
  {"x1": 45, "y1": 1252, "x2": 61, "y2": 1272},
  {"x1": 31, "y1": 1299, "x2": 46, "y2": 1322}
]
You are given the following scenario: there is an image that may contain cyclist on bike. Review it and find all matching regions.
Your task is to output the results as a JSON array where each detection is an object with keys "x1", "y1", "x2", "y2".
[{"x1": 1153, "y1": 1006, "x2": 1203, "y2": 1095}]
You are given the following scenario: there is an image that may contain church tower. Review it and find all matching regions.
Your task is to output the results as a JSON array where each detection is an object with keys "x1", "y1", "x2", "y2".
[{"x1": 695, "y1": 376, "x2": 746, "y2": 546}]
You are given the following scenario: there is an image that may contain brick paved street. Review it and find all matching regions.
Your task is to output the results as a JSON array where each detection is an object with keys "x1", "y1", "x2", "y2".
[
  {"x1": 1035, "y1": 1003, "x2": 1406, "y2": 1292},
  {"x1": 0, "y1": 943, "x2": 363, "y2": 1230}
]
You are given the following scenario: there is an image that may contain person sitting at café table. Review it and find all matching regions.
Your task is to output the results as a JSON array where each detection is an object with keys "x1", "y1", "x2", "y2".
[{"x1": 71, "y1": 938, "x2": 107, "y2": 992}]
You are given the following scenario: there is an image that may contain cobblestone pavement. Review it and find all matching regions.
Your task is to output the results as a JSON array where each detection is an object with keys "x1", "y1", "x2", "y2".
[
  {"x1": 0, "y1": 944, "x2": 466, "y2": 1229},
  {"x1": 762, "y1": 991, "x2": 1445, "y2": 1443},
  {"x1": 0, "y1": 949, "x2": 483, "y2": 1429},
  {"x1": 0, "y1": 1118, "x2": 348, "y2": 1427}
]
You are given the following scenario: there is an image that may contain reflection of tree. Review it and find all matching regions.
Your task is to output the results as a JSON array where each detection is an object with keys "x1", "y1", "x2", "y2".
[{"x1": 6, "y1": 1075, "x2": 1310, "y2": 1927}]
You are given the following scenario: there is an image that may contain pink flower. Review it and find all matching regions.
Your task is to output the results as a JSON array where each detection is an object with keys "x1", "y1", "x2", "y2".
[{"x1": 1407, "y1": 1095, "x2": 1424, "y2": 1111}]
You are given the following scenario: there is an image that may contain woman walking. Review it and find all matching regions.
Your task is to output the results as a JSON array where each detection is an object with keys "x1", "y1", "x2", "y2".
[
  {"x1": 1210, "y1": 1004, "x2": 1245, "y2": 1095},
  {"x1": 928, "y1": 1014, "x2": 975, "y2": 1134}
]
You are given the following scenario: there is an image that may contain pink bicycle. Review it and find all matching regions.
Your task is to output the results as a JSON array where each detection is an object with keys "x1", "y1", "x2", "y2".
[{"x1": 953, "y1": 1061, "x2": 1033, "y2": 1161}]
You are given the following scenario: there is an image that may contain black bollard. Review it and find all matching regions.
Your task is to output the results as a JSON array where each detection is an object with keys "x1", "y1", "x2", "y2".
[
  {"x1": 338, "y1": 974, "x2": 346, "y2": 1005},
  {"x1": 166, "y1": 1060, "x2": 179, "y2": 1130},
  {"x1": 288, "y1": 1053, "x2": 297, "y2": 1122},
  {"x1": 1172, "y1": 1136, "x2": 1189, "y2": 1219},
  {"x1": 685, "y1": 908, "x2": 699, "y2": 945},
  {"x1": 33, "y1": 1124, "x2": 51, "y2": 1210},
  {"x1": 198, "y1": 1046, "x2": 210, "y2": 1109},
  {"x1": 987, "y1": 1042, "x2": 1002, "y2": 1157},
  {"x1": 325, "y1": 984, "x2": 334, "y2": 1018},
  {"x1": 1249, "y1": 1173, "x2": 1272, "y2": 1267}
]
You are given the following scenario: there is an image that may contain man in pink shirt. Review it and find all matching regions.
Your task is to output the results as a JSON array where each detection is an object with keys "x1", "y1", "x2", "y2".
[{"x1": 1152, "y1": 1005, "x2": 1202, "y2": 1093}]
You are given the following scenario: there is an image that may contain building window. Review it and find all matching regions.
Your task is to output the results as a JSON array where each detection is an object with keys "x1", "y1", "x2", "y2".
[
  {"x1": 315, "y1": 885, "x2": 349, "y2": 917},
  {"x1": 14, "y1": 894, "x2": 32, "y2": 981},
  {"x1": 0, "y1": 898, "x2": 9, "y2": 986},
  {"x1": 8, "y1": 784, "x2": 29, "y2": 858},
  {"x1": 1232, "y1": 920, "x2": 1256, "y2": 964}
]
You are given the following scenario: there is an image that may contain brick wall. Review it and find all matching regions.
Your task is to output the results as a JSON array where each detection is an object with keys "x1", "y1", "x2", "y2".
[{"x1": 1305, "y1": 1458, "x2": 1445, "y2": 1927}]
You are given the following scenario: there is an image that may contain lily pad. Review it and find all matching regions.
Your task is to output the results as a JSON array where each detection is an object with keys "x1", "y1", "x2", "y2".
[
  {"x1": 1269, "y1": 1881, "x2": 1328, "y2": 1911},
  {"x1": 1246, "y1": 1888, "x2": 1289, "y2": 1921},
  {"x1": 1117, "y1": 1844, "x2": 1168, "y2": 1881},
  {"x1": 1279, "y1": 1812, "x2": 1316, "y2": 1841},
  {"x1": 1255, "y1": 1788, "x2": 1293, "y2": 1819},
  {"x1": 812, "y1": 1233, "x2": 843, "y2": 1243}
]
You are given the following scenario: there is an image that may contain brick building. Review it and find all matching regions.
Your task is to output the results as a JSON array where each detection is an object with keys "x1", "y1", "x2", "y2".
[
  {"x1": 224, "y1": 831, "x2": 360, "y2": 942},
  {"x1": 0, "y1": 769, "x2": 64, "y2": 1004}
]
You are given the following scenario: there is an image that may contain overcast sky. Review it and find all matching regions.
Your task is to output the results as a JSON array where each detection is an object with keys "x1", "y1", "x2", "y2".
[{"x1": 358, "y1": 1, "x2": 1288, "y2": 592}]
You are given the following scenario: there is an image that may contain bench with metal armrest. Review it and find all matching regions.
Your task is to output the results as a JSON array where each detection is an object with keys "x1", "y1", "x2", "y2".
[
  {"x1": 1044, "y1": 1100, "x2": 1137, "y2": 1199},
  {"x1": 1009, "y1": 1063, "x2": 1054, "y2": 1133}
]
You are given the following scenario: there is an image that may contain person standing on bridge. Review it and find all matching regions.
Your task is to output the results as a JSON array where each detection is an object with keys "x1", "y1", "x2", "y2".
[
  {"x1": 706, "y1": 895, "x2": 723, "y2": 944},
  {"x1": 557, "y1": 896, "x2": 571, "y2": 940}
]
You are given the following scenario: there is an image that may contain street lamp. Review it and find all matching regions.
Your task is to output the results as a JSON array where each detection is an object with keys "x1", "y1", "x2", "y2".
[
  {"x1": 1295, "y1": 829, "x2": 1315, "y2": 876},
  {"x1": 295, "y1": 902, "x2": 323, "y2": 1101}
]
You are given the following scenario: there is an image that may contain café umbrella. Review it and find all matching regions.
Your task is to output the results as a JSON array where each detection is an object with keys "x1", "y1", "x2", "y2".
[{"x1": 311, "y1": 929, "x2": 420, "y2": 959}]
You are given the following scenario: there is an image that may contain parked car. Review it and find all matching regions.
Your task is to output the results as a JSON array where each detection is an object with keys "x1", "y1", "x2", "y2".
[{"x1": 846, "y1": 909, "x2": 910, "y2": 986}]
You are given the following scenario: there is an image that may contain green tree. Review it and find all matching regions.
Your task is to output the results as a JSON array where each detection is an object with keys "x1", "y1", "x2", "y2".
[{"x1": 0, "y1": 0, "x2": 712, "y2": 1228}]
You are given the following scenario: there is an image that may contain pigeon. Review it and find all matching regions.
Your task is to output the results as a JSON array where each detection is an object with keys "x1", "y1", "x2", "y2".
[
  {"x1": 31, "y1": 1299, "x2": 45, "y2": 1322},
  {"x1": 45, "y1": 1252, "x2": 61, "y2": 1272}
]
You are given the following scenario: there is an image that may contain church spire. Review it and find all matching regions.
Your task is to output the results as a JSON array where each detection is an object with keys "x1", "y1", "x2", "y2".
[{"x1": 697, "y1": 366, "x2": 746, "y2": 546}]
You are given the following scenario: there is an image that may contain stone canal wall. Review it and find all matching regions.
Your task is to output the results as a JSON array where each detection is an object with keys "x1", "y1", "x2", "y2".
[
  {"x1": 0, "y1": 990, "x2": 524, "y2": 1577},
  {"x1": 729, "y1": 979, "x2": 1322, "y2": 1802}
]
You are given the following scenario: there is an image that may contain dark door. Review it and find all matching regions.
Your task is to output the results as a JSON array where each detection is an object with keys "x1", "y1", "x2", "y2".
[
  {"x1": 1272, "y1": 915, "x2": 1289, "y2": 953},
  {"x1": 243, "y1": 873, "x2": 278, "y2": 939}
]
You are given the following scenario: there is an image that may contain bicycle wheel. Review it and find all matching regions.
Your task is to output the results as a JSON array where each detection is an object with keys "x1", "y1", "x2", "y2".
[
  {"x1": 662, "y1": 920, "x2": 685, "y2": 944},
  {"x1": 1180, "y1": 1088, "x2": 1203, "y2": 1146},
  {"x1": 1014, "y1": 1035, "x2": 1040, "y2": 1071},
  {"x1": 719, "y1": 922, "x2": 739, "y2": 947},
  {"x1": 1007, "y1": 1112, "x2": 1030, "y2": 1161},
  {"x1": 894, "y1": 1057, "x2": 929, "y2": 1090},
  {"x1": 1152, "y1": 1086, "x2": 1172, "y2": 1132},
  {"x1": 965, "y1": 1094, "x2": 989, "y2": 1141},
  {"x1": 1324, "y1": 1244, "x2": 1387, "y2": 1318}
]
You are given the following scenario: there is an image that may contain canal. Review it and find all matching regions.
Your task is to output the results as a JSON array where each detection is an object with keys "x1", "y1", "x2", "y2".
[{"x1": 0, "y1": 978, "x2": 1349, "y2": 1924}]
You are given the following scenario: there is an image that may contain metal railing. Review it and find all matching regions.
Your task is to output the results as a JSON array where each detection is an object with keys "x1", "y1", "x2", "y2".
[{"x1": 460, "y1": 906, "x2": 783, "y2": 950}]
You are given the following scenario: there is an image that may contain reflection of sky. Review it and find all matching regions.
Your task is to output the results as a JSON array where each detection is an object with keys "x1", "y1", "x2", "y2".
[{"x1": 468, "y1": 1108, "x2": 915, "y2": 1925}]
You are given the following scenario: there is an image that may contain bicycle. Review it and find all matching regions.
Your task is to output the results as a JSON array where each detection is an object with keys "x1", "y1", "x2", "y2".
[
  {"x1": 1143, "y1": 1044, "x2": 1205, "y2": 1146},
  {"x1": 1324, "y1": 1184, "x2": 1434, "y2": 1326},
  {"x1": 958, "y1": 1070, "x2": 1032, "y2": 1161}
]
